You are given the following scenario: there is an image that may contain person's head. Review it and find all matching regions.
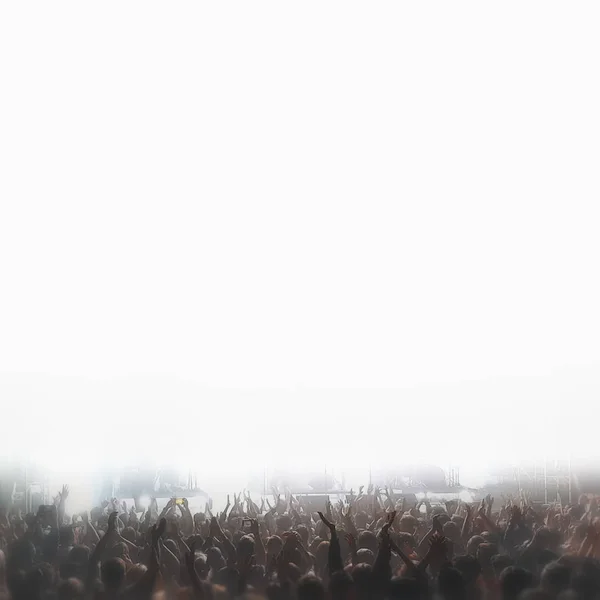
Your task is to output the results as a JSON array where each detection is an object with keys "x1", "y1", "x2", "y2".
[
  {"x1": 6, "y1": 539, "x2": 35, "y2": 572},
  {"x1": 397, "y1": 515, "x2": 418, "y2": 535},
  {"x1": 356, "y1": 549, "x2": 375, "y2": 566},
  {"x1": 121, "y1": 526, "x2": 136, "y2": 544},
  {"x1": 276, "y1": 515, "x2": 293, "y2": 533},
  {"x1": 572, "y1": 523, "x2": 589, "y2": 544},
  {"x1": 91, "y1": 507, "x2": 103, "y2": 523},
  {"x1": 101, "y1": 557, "x2": 126, "y2": 592},
  {"x1": 286, "y1": 562, "x2": 302, "y2": 584},
  {"x1": 540, "y1": 561, "x2": 571, "y2": 597},
  {"x1": 438, "y1": 565, "x2": 467, "y2": 600},
  {"x1": 68, "y1": 545, "x2": 89, "y2": 567},
  {"x1": 358, "y1": 530, "x2": 378, "y2": 553},
  {"x1": 297, "y1": 574, "x2": 325, "y2": 600},
  {"x1": 163, "y1": 538, "x2": 179, "y2": 559},
  {"x1": 443, "y1": 521, "x2": 461, "y2": 542},
  {"x1": 59, "y1": 526, "x2": 75, "y2": 548},
  {"x1": 453, "y1": 554, "x2": 482, "y2": 586},
  {"x1": 125, "y1": 563, "x2": 147, "y2": 587},
  {"x1": 480, "y1": 531, "x2": 497, "y2": 543},
  {"x1": 58, "y1": 563, "x2": 79, "y2": 581},
  {"x1": 206, "y1": 547, "x2": 225, "y2": 572},
  {"x1": 351, "y1": 563, "x2": 373, "y2": 600},
  {"x1": 476, "y1": 543, "x2": 498, "y2": 568},
  {"x1": 56, "y1": 577, "x2": 85, "y2": 600},
  {"x1": 213, "y1": 566, "x2": 240, "y2": 596},
  {"x1": 329, "y1": 570, "x2": 354, "y2": 600},
  {"x1": 466, "y1": 535, "x2": 484, "y2": 557},
  {"x1": 314, "y1": 541, "x2": 330, "y2": 571},
  {"x1": 238, "y1": 535, "x2": 255, "y2": 560},
  {"x1": 546, "y1": 530, "x2": 563, "y2": 553},
  {"x1": 538, "y1": 550, "x2": 560, "y2": 572},
  {"x1": 451, "y1": 515, "x2": 465, "y2": 529},
  {"x1": 10, "y1": 570, "x2": 38, "y2": 600},
  {"x1": 395, "y1": 532, "x2": 416, "y2": 552},
  {"x1": 296, "y1": 524, "x2": 309, "y2": 547},
  {"x1": 571, "y1": 557, "x2": 600, "y2": 600},
  {"x1": 107, "y1": 541, "x2": 129, "y2": 562},
  {"x1": 500, "y1": 566, "x2": 535, "y2": 600},
  {"x1": 266, "y1": 581, "x2": 286, "y2": 600},
  {"x1": 266, "y1": 536, "x2": 283, "y2": 557},
  {"x1": 247, "y1": 564, "x2": 267, "y2": 592},
  {"x1": 388, "y1": 576, "x2": 421, "y2": 600},
  {"x1": 193, "y1": 553, "x2": 209, "y2": 580},
  {"x1": 491, "y1": 554, "x2": 514, "y2": 578},
  {"x1": 355, "y1": 511, "x2": 368, "y2": 530}
]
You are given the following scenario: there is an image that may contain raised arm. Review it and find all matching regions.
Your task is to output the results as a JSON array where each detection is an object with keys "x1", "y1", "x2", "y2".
[
  {"x1": 210, "y1": 517, "x2": 237, "y2": 566},
  {"x1": 417, "y1": 514, "x2": 443, "y2": 558},
  {"x1": 342, "y1": 505, "x2": 359, "y2": 540},
  {"x1": 461, "y1": 504, "x2": 473, "y2": 543},
  {"x1": 124, "y1": 518, "x2": 166, "y2": 599},
  {"x1": 57, "y1": 485, "x2": 69, "y2": 526},
  {"x1": 250, "y1": 519, "x2": 266, "y2": 566},
  {"x1": 345, "y1": 533, "x2": 359, "y2": 566},
  {"x1": 86, "y1": 511, "x2": 118, "y2": 591},
  {"x1": 317, "y1": 511, "x2": 344, "y2": 575},
  {"x1": 185, "y1": 540, "x2": 205, "y2": 600},
  {"x1": 372, "y1": 512, "x2": 396, "y2": 587},
  {"x1": 219, "y1": 495, "x2": 232, "y2": 525}
]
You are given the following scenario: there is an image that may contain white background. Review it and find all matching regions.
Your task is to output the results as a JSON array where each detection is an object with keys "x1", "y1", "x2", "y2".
[{"x1": 1, "y1": 2, "x2": 599, "y2": 488}]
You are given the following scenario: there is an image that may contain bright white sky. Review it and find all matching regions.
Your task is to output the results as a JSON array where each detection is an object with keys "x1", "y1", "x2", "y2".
[{"x1": 1, "y1": 2, "x2": 600, "y2": 488}]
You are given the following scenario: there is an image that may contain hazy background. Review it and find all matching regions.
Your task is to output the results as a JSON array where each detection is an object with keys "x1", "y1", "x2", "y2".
[{"x1": 1, "y1": 1, "x2": 599, "y2": 491}]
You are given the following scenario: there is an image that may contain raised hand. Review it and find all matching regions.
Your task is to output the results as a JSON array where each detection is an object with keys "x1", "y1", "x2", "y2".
[
  {"x1": 381, "y1": 511, "x2": 397, "y2": 538},
  {"x1": 107, "y1": 511, "x2": 118, "y2": 534},
  {"x1": 185, "y1": 539, "x2": 197, "y2": 571},
  {"x1": 317, "y1": 511, "x2": 335, "y2": 532},
  {"x1": 345, "y1": 532, "x2": 357, "y2": 549},
  {"x1": 151, "y1": 518, "x2": 166, "y2": 546},
  {"x1": 60, "y1": 484, "x2": 70, "y2": 501},
  {"x1": 509, "y1": 505, "x2": 522, "y2": 526},
  {"x1": 325, "y1": 500, "x2": 334, "y2": 521},
  {"x1": 209, "y1": 516, "x2": 222, "y2": 539},
  {"x1": 429, "y1": 531, "x2": 448, "y2": 561}
]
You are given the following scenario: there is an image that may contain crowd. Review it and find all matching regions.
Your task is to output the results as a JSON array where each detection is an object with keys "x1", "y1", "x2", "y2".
[{"x1": 1, "y1": 482, "x2": 600, "y2": 600}]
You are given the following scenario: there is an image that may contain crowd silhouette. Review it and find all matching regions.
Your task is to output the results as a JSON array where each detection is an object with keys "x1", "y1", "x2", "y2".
[{"x1": 1, "y1": 481, "x2": 600, "y2": 600}]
